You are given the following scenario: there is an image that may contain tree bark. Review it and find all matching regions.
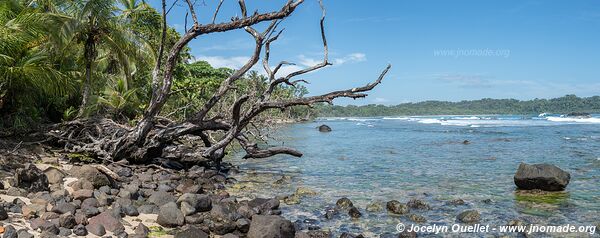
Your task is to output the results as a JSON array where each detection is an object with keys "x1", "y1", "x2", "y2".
[{"x1": 78, "y1": 31, "x2": 96, "y2": 118}]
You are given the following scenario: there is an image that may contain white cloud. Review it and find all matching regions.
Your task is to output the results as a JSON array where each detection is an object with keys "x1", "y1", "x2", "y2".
[
  {"x1": 333, "y1": 53, "x2": 366, "y2": 65},
  {"x1": 298, "y1": 53, "x2": 366, "y2": 67},
  {"x1": 196, "y1": 55, "x2": 250, "y2": 69}
]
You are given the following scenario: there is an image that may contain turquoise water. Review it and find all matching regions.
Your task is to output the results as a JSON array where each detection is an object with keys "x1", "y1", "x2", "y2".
[{"x1": 229, "y1": 115, "x2": 600, "y2": 236}]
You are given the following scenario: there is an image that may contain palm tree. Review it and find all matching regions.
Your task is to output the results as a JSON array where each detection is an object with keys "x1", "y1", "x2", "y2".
[
  {"x1": 60, "y1": 0, "x2": 149, "y2": 117},
  {"x1": 0, "y1": 0, "x2": 73, "y2": 125}
]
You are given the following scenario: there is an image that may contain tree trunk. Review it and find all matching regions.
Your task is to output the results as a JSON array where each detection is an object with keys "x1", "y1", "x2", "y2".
[{"x1": 78, "y1": 33, "x2": 96, "y2": 118}]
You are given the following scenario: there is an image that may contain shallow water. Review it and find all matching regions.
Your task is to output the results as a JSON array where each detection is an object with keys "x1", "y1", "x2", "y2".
[{"x1": 228, "y1": 115, "x2": 600, "y2": 237}]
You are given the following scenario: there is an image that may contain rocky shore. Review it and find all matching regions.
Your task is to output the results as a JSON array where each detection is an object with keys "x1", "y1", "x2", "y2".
[
  {"x1": 0, "y1": 144, "x2": 338, "y2": 238},
  {"x1": 0, "y1": 141, "x2": 596, "y2": 238}
]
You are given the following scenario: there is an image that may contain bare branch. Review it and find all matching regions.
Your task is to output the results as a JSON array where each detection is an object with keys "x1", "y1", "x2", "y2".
[
  {"x1": 243, "y1": 64, "x2": 392, "y2": 125},
  {"x1": 185, "y1": 0, "x2": 199, "y2": 27},
  {"x1": 265, "y1": 0, "x2": 328, "y2": 96},
  {"x1": 237, "y1": 135, "x2": 302, "y2": 159},
  {"x1": 238, "y1": 0, "x2": 247, "y2": 18},
  {"x1": 212, "y1": 0, "x2": 224, "y2": 24},
  {"x1": 151, "y1": 0, "x2": 168, "y2": 94}
]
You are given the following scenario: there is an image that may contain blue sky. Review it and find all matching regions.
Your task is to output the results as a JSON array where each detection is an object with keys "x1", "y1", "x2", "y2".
[{"x1": 148, "y1": 0, "x2": 600, "y2": 105}]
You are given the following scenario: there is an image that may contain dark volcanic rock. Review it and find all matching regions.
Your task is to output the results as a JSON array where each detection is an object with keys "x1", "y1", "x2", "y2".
[
  {"x1": 247, "y1": 215, "x2": 295, "y2": 238},
  {"x1": 175, "y1": 226, "x2": 209, "y2": 238},
  {"x1": 157, "y1": 202, "x2": 185, "y2": 227},
  {"x1": 0, "y1": 205, "x2": 8, "y2": 220},
  {"x1": 88, "y1": 211, "x2": 124, "y2": 233},
  {"x1": 335, "y1": 197, "x2": 353, "y2": 209},
  {"x1": 386, "y1": 200, "x2": 408, "y2": 215},
  {"x1": 514, "y1": 163, "x2": 570, "y2": 191},
  {"x1": 406, "y1": 198, "x2": 430, "y2": 210},
  {"x1": 15, "y1": 164, "x2": 49, "y2": 192},
  {"x1": 59, "y1": 213, "x2": 76, "y2": 229},
  {"x1": 148, "y1": 191, "x2": 177, "y2": 206},
  {"x1": 3, "y1": 225, "x2": 17, "y2": 238},
  {"x1": 348, "y1": 207, "x2": 362, "y2": 218},
  {"x1": 72, "y1": 224, "x2": 87, "y2": 236},
  {"x1": 85, "y1": 223, "x2": 106, "y2": 236},
  {"x1": 177, "y1": 193, "x2": 212, "y2": 212},
  {"x1": 134, "y1": 223, "x2": 150, "y2": 237},
  {"x1": 318, "y1": 124, "x2": 332, "y2": 132}
]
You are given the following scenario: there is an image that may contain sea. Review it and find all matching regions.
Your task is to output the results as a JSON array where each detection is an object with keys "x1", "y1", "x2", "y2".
[{"x1": 228, "y1": 114, "x2": 600, "y2": 237}]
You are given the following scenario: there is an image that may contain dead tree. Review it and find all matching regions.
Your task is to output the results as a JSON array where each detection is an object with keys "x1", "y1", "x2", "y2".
[{"x1": 50, "y1": 0, "x2": 391, "y2": 165}]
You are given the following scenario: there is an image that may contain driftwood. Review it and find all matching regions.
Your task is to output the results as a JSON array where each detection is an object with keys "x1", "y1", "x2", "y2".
[{"x1": 50, "y1": 0, "x2": 392, "y2": 166}]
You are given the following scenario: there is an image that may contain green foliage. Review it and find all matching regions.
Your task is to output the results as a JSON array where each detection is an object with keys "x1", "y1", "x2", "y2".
[
  {"x1": 0, "y1": 0, "x2": 307, "y2": 131},
  {"x1": 97, "y1": 77, "x2": 140, "y2": 120},
  {"x1": 316, "y1": 95, "x2": 600, "y2": 117}
]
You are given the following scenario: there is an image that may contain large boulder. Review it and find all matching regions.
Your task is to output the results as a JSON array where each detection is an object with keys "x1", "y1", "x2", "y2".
[
  {"x1": 15, "y1": 164, "x2": 49, "y2": 192},
  {"x1": 88, "y1": 212, "x2": 125, "y2": 233},
  {"x1": 71, "y1": 165, "x2": 113, "y2": 188},
  {"x1": 157, "y1": 202, "x2": 185, "y2": 227},
  {"x1": 514, "y1": 163, "x2": 570, "y2": 191},
  {"x1": 247, "y1": 215, "x2": 295, "y2": 238},
  {"x1": 317, "y1": 125, "x2": 331, "y2": 132}
]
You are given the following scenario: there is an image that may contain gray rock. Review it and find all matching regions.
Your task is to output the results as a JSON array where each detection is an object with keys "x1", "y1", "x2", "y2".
[
  {"x1": 73, "y1": 224, "x2": 87, "y2": 236},
  {"x1": 180, "y1": 201, "x2": 196, "y2": 216},
  {"x1": 3, "y1": 225, "x2": 17, "y2": 238},
  {"x1": 16, "y1": 229, "x2": 34, "y2": 238},
  {"x1": 116, "y1": 198, "x2": 139, "y2": 216},
  {"x1": 148, "y1": 191, "x2": 177, "y2": 206},
  {"x1": 38, "y1": 222, "x2": 59, "y2": 235},
  {"x1": 514, "y1": 163, "x2": 570, "y2": 191},
  {"x1": 177, "y1": 193, "x2": 212, "y2": 212},
  {"x1": 386, "y1": 200, "x2": 408, "y2": 215},
  {"x1": 185, "y1": 213, "x2": 204, "y2": 224},
  {"x1": 457, "y1": 210, "x2": 480, "y2": 223},
  {"x1": 134, "y1": 223, "x2": 150, "y2": 236},
  {"x1": 59, "y1": 213, "x2": 76, "y2": 228},
  {"x1": 88, "y1": 211, "x2": 125, "y2": 233},
  {"x1": 58, "y1": 227, "x2": 71, "y2": 236},
  {"x1": 247, "y1": 215, "x2": 295, "y2": 238},
  {"x1": 248, "y1": 198, "x2": 279, "y2": 214},
  {"x1": 72, "y1": 189, "x2": 94, "y2": 200},
  {"x1": 51, "y1": 202, "x2": 76, "y2": 214},
  {"x1": 175, "y1": 226, "x2": 209, "y2": 238},
  {"x1": 138, "y1": 204, "x2": 159, "y2": 214},
  {"x1": 157, "y1": 202, "x2": 184, "y2": 227},
  {"x1": 85, "y1": 223, "x2": 106, "y2": 236}
]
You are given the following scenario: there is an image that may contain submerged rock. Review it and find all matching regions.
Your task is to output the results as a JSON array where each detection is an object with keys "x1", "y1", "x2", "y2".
[
  {"x1": 457, "y1": 210, "x2": 480, "y2": 223},
  {"x1": 317, "y1": 125, "x2": 332, "y2": 132},
  {"x1": 335, "y1": 197, "x2": 354, "y2": 209},
  {"x1": 348, "y1": 207, "x2": 362, "y2": 218},
  {"x1": 514, "y1": 163, "x2": 570, "y2": 191},
  {"x1": 386, "y1": 200, "x2": 408, "y2": 214},
  {"x1": 406, "y1": 198, "x2": 430, "y2": 210}
]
